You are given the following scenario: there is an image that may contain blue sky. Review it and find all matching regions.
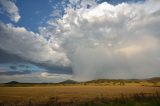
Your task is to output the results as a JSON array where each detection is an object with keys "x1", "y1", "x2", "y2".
[
  {"x1": 1, "y1": 0, "x2": 160, "y2": 83},
  {"x1": 0, "y1": 0, "x2": 67, "y2": 32}
]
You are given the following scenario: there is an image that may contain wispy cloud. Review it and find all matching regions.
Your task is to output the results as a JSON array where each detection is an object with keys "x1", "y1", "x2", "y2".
[
  {"x1": 40, "y1": 72, "x2": 72, "y2": 79},
  {"x1": 0, "y1": 0, "x2": 20, "y2": 22}
]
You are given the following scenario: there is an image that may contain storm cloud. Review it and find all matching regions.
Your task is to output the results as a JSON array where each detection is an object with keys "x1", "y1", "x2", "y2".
[
  {"x1": 44, "y1": 0, "x2": 160, "y2": 80},
  {"x1": 0, "y1": 0, "x2": 160, "y2": 81}
]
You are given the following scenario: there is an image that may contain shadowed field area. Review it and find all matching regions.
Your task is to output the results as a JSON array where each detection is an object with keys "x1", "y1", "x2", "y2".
[{"x1": 0, "y1": 85, "x2": 160, "y2": 106}]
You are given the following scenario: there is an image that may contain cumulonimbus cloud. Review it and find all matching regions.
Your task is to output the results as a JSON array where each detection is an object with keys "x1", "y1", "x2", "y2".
[
  {"x1": 0, "y1": 0, "x2": 160, "y2": 80},
  {"x1": 45, "y1": 0, "x2": 160, "y2": 80}
]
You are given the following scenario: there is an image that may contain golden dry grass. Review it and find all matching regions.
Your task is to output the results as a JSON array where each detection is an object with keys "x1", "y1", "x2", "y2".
[{"x1": 0, "y1": 85, "x2": 159, "y2": 105}]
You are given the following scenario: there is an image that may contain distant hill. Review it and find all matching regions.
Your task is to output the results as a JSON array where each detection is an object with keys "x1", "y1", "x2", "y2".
[
  {"x1": 4, "y1": 77, "x2": 160, "y2": 85},
  {"x1": 85, "y1": 79, "x2": 138, "y2": 83},
  {"x1": 59, "y1": 80, "x2": 78, "y2": 84},
  {"x1": 6, "y1": 81, "x2": 20, "y2": 84},
  {"x1": 145, "y1": 77, "x2": 160, "y2": 82},
  {"x1": 85, "y1": 77, "x2": 160, "y2": 83}
]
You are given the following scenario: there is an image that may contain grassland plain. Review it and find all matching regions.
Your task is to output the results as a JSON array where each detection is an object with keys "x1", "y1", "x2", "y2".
[{"x1": 0, "y1": 83, "x2": 160, "y2": 106}]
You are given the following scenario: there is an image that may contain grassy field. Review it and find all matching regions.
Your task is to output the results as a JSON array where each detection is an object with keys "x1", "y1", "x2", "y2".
[{"x1": 0, "y1": 83, "x2": 160, "y2": 106}]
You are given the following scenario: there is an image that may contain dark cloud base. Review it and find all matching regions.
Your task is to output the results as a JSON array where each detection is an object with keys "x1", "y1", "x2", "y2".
[
  {"x1": 0, "y1": 49, "x2": 72, "y2": 75},
  {"x1": 0, "y1": 49, "x2": 28, "y2": 63},
  {"x1": 0, "y1": 70, "x2": 32, "y2": 75}
]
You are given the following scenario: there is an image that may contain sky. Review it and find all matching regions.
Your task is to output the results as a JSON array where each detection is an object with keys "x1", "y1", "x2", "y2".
[{"x1": 0, "y1": 0, "x2": 160, "y2": 83}]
